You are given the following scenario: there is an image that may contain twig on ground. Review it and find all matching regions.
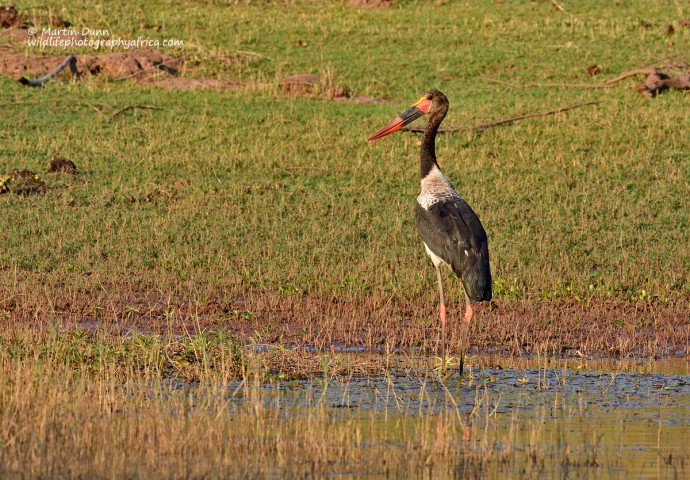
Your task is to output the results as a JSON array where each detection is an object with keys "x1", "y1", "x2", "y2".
[
  {"x1": 604, "y1": 69, "x2": 656, "y2": 84},
  {"x1": 19, "y1": 55, "x2": 79, "y2": 87},
  {"x1": 109, "y1": 105, "x2": 158, "y2": 122},
  {"x1": 401, "y1": 100, "x2": 601, "y2": 133}
]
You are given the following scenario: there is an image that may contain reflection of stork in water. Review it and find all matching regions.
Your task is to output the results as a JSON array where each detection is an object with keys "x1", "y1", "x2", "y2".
[{"x1": 369, "y1": 90, "x2": 492, "y2": 370}]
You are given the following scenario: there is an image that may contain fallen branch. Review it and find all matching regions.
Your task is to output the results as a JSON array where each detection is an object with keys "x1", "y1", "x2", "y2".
[
  {"x1": 603, "y1": 69, "x2": 656, "y2": 85},
  {"x1": 19, "y1": 55, "x2": 79, "y2": 87},
  {"x1": 109, "y1": 105, "x2": 158, "y2": 122},
  {"x1": 401, "y1": 100, "x2": 601, "y2": 133}
]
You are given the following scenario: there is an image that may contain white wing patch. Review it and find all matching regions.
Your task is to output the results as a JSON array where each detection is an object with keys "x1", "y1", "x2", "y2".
[{"x1": 423, "y1": 242, "x2": 448, "y2": 268}]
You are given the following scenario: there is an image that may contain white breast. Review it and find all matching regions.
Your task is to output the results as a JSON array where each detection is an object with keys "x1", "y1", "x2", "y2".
[{"x1": 417, "y1": 165, "x2": 463, "y2": 210}]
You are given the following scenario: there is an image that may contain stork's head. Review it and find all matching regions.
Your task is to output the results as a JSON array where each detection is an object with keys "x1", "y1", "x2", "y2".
[{"x1": 368, "y1": 90, "x2": 448, "y2": 141}]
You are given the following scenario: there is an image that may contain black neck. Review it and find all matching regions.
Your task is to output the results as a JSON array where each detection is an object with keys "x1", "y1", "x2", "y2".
[{"x1": 420, "y1": 112, "x2": 443, "y2": 178}]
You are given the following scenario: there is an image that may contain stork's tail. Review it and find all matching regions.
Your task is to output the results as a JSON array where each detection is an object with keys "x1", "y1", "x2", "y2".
[{"x1": 462, "y1": 272, "x2": 492, "y2": 301}]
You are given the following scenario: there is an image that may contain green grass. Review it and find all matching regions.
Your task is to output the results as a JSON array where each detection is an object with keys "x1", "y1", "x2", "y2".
[{"x1": 1, "y1": 0, "x2": 689, "y2": 320}]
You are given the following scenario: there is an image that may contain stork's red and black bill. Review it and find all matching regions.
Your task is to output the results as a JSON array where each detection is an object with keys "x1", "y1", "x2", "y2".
[{"x1": 368, "y1": 96, "x2": 432, "y2": 141}]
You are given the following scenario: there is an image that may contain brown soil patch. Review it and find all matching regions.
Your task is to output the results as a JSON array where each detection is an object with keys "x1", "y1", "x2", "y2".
[
  {"x1": 80, "y1": 50, "x2": 181, "y2": 80},
  {"x1": 0, "y1": 50, "x2": 180, "y2": 82},
  {"x1": 0, "y1": 53, "x2": 69, "y2": 80}
]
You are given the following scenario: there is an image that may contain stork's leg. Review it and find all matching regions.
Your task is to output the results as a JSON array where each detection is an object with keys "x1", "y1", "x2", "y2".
[
  {"x1": 459, "y1": 291, "x2": 473, "y2": 375},
  {"x1": 435, "y1": 266, "x2": 446, "y2": 371}
]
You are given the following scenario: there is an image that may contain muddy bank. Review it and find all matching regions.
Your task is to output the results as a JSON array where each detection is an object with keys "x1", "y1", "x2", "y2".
[
  {"x1": 2, "y1": 272, "x2": 688, "y2": 358},
  {"x1": 210, "y1": 293, "x2": 690, "y2": 358}
]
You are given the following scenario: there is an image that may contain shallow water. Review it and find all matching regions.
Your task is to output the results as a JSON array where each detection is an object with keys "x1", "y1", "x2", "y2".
[{"x1": 220, "y1": 357, "x2": 689, "y2": 479}]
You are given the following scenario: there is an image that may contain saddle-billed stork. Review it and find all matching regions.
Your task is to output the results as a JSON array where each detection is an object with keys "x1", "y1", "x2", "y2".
[{"x1": 369, "y1": 90, "x2": 492, "y2": 370}]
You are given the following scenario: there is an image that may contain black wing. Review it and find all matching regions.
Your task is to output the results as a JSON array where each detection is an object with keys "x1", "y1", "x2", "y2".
[{"x1": 415, "y1": 198, "x2": 492, "y2": 301}]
